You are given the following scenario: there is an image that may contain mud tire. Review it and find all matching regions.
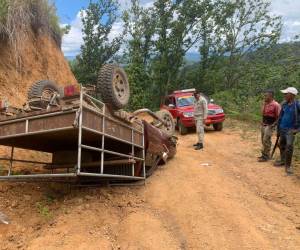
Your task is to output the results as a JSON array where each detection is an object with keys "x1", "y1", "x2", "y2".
[
  {"x1": 213, "y1": 122, "x2": 223, "y2": 131},
  {"x1": 178, "y1": 120, "x2": 188, "y2": 135},
  {"x1": 155, "y1": 110, "x2": 175, "y2": 137},
  {"x1": 28, "y1": 80, "x2": 59, "y2": 100},
  {"x1": 97, "y1": 64, "x2": 130, "y2": 110}
]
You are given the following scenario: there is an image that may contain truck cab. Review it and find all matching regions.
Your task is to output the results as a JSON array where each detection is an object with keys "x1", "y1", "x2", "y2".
[{"x1": 160, "y1": 89, "x2": 225, "y2": 135}]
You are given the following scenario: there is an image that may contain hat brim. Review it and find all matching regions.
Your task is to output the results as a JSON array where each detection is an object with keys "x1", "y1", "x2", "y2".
[{"x1": 280, "y1": 89, "x2": 289, "y2": 94}]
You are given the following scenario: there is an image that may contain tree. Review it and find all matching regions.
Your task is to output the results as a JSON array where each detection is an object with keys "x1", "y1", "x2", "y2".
[
  {"x1": 151, "y1": 0, "x2": 201, "y2": 102},
  {"x1": 213, "y1": 0, "x2": 282, "y2": 88},
  {"x1": 76, "y1": 0, "x2": 124, "y2": 85},
  {"x1": 123, "y1": 0, "x2": 156, "y2": 110}
]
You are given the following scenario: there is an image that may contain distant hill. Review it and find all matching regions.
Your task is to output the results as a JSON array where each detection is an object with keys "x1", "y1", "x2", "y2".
[
  {"x1": 65, "y1": 56, "x2": 76, "y2": 61},
  {"x1": 185, "y1": 52, "x2": 200, "y2": 62}
]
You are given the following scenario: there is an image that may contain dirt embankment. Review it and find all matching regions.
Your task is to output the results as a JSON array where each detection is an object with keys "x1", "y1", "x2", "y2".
[
  {"x1": 0, "y1": 33, "x2": 77, "y2": 170},
  {"x1": 0, "y1": 34, "x2": 77, "y2": 107}
]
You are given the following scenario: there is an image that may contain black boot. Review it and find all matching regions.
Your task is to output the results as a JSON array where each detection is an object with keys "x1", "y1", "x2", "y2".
[
  {"x1": 193, "y1": 143, "x2": 199, "y2": 147},
  {"x1": 195, "y1": 143, "x2": 203, "y2": 150},
  {"x1": 285, "y1": 166, "x2": 293, "y2": 175},
  {"x1": 274, "y1": 148, "x2": 285, "y2": 167},
  {"x1": 274, "y1": 160, "x2": 285, "y2": 167}
]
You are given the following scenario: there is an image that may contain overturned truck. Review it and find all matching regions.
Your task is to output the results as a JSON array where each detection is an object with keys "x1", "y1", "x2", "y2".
[{"x1": 0, "y1": 65, "x2": 177, "y2": 183}]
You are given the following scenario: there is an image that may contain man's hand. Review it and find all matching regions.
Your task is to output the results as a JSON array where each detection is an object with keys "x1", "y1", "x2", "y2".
[{"x1": 289, "y1": 129, "x2": 299, "y2": 135}]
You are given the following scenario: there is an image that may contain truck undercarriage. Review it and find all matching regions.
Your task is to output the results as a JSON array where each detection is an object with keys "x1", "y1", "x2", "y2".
[{"x1": 0, "y1": 65, "x2": 177, "y2": 184}]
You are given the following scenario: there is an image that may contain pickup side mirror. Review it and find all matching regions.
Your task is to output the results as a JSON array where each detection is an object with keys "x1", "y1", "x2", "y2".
[{"x1": 168, "y1": 104, "x2": 175, "y2": 108}]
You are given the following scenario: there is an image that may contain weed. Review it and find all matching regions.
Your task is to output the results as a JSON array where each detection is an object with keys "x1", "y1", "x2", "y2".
[{"x1": 36, "y1": 201, "x2": 52, "y2": 218}]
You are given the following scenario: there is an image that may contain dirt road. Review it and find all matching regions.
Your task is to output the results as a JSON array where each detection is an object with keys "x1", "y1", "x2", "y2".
[{"x1": 0, "y1": 122, "x2": 300, "y2": 250}]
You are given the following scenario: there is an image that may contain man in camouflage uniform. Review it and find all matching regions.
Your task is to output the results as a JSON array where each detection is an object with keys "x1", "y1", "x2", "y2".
[{"x1": 193, "y1": 90, "x2": 208, "y2": 150}]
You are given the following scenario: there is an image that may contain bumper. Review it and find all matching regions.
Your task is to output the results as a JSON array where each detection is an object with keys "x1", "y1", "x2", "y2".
[
  {"x1": 180, "y1": 114, "x2": 225, "y2": 127},
  {"x1": 205, "y1": 114, "x2": 225, "y2": 125}
]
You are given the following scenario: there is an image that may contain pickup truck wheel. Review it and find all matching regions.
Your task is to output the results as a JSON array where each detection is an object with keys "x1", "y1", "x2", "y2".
[
  {"x1": 213, "y1": 122, "x2": 223, "y2": 131},
  {"x1": 97, "y1": 64, "x2": 130, "y2": 110},
  {"x1": 28, "y1": 80, "x2": 59, "y2": 100},
  {"x1": 178, "y1": 121, "x2": 188, "y2": 135},
  {"x1": 154, "y1": 110, "x2": 175, "y2": 137}
]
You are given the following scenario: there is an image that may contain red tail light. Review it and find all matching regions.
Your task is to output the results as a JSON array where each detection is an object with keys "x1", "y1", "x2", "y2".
[{"x1": 63, "y1": 85, "x2": 80, "y2": 97}]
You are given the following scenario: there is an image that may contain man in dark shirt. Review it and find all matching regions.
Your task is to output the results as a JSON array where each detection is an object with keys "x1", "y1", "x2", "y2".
[
  {"x1": 258, "y1": 90, "x2": 280, "y2": 162},
  {"x1": 274, "y1": 87, "x2": 300, "y2": 175}
]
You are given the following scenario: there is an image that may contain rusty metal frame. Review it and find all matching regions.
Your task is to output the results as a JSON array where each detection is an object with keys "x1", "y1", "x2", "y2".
[{"x1": 0, "y1": 86, "x2": 146, "y2": 183}]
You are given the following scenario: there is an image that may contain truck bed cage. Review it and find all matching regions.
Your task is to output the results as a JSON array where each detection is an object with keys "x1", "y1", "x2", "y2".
[{"x1": 0, "y1": 88, "x2": 146, "y2": 183}]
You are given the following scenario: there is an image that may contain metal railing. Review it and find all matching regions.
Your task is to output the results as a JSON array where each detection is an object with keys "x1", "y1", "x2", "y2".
[{"x1": 0, "y1": 86, "x2": 146, "y2": 182}]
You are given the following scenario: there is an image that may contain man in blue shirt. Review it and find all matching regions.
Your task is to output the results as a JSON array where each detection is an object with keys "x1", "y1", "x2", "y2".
[{"x1": 274, "y1": 87, "x2": 300, "y2": 175}]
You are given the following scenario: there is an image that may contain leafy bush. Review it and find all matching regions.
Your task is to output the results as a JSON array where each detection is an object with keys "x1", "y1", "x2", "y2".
[{"x1": 213, "y1": 90, "x2": 262, "y2": 123}]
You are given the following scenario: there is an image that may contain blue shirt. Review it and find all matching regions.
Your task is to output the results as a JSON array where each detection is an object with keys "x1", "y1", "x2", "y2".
[{"x1": 280, "y1": 102, "x2": 297, "y2": 129}]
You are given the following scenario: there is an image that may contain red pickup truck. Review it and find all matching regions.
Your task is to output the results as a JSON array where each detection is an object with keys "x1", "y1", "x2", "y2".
[{"x1": 160, "y1": 89, "x2": 225, "y2": 135}]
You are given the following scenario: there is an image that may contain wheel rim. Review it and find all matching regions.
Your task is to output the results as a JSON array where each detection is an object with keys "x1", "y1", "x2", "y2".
[
  {"x1": 163, "y1": 115, "x2": 173, "y2": 133},
  {"x1": 42, "y1": 88, "x2": 57, "y2": 100},
  {"x1": 113, "y1": 72, "x2": 128, "y2": 102}
]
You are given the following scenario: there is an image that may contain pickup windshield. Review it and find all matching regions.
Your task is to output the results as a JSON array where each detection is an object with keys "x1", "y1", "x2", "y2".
[{"x1": 177, "y1": 96, "x2": 195, "y2": 107}]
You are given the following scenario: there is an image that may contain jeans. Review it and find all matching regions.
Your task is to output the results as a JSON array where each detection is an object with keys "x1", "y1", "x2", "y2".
[{"x1": 279, "y1": 129, "x2": 295, "y2": 167}]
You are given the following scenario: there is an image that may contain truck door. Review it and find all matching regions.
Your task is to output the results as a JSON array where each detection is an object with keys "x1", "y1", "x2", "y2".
[{"x1": 167, "y1": 97, "x2": 177, "y2": 118}]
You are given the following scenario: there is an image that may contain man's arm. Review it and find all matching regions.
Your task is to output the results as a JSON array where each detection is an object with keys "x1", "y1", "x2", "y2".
[
  {"x1": 272, "y1": 102, "x2": 281, "y2": 128},
  {"x1": 293, "y1": 101, "x2": 300, "y2": 133}
]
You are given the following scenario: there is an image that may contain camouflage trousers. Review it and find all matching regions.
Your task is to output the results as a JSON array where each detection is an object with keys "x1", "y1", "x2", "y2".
[
  {"x1": 261, "y1": 125, "x2": 274, "y2": 158},
  {"x1": 195, "y1": 117, "x2": 205, "y2": 144}
]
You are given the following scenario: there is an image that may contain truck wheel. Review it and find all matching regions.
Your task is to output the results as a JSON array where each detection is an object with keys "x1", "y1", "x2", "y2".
[
  {"x1": 28, "y1": 80, "x2": 59, "y2": 100},
  {"x1": 155, "y1": 110, "x2": 175, "y2": 137},
  {"x1": 213, "y1": 122, "x2": 223, "y2": 131},
  {"x1": 178, "y1": 121, "x2": 188, "y2": 135},
  {"x1": 97, "y1": 64, "x2": 130, "y2": 110}
]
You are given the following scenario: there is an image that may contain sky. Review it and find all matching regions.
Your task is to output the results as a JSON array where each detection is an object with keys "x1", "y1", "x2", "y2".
[{"x1": 54, "y1": 0, "x2": 300, "y2": 57}]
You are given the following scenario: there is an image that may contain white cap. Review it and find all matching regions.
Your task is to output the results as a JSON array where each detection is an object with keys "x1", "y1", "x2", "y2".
[{"x1": 280, "y1": 87, "x2": 298, "y2": 95}]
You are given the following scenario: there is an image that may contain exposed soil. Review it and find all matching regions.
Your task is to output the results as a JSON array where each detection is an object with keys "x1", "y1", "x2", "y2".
[
  {"x1": 0, "y1": 122, "x2": 299, "y2": 250},
  {"x1": 0, "y1": 34, "x2": 77, "y2": 107},
  {"x1": 0, "y1": 34, "x2": 77, "y2": 168}
]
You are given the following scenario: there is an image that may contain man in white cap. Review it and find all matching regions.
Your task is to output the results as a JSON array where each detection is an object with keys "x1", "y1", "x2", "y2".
[{"x1": 274, "y1": 87, "x2": 300, "y2": 175}]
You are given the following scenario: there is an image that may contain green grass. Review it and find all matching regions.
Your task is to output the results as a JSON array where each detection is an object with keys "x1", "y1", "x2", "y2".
[
  {"x1": 0, "y1": 0, "x2": 8, "y2": 24},
  {"x1": 36, "y1": 194, "x2": 55, "y2": 219},
  {"x1": 36, "y1": 201, "x2": 51, "y2": 218}
]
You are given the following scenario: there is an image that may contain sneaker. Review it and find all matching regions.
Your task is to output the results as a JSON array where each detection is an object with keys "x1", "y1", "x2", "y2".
[
  {"x1": 274, "y1": 161, "x2": 285, "y2": 167},
  {"x1": 195, "y1": 143, "x2": 204, "y2": 150}
]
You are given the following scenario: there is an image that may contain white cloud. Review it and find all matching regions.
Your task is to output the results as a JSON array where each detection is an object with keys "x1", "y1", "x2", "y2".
[
  {"x1": 61, "y1": 11, "x2": 84, "y2": 57},
  {"x1": 271, "y1": 0, "x2": 300, "y2": 42}
]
